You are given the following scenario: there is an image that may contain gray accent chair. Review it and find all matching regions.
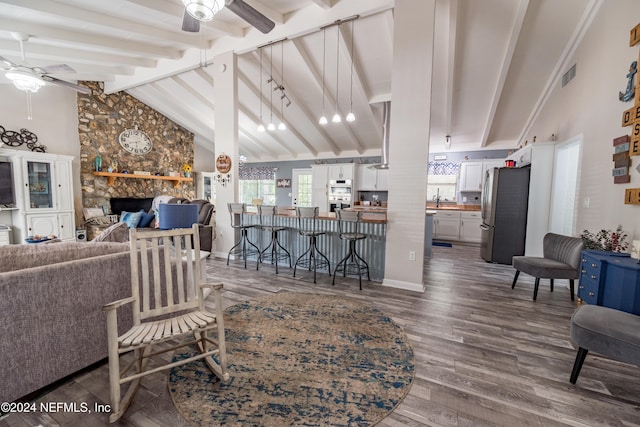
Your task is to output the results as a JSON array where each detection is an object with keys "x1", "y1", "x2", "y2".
[
  {"x1": 511, "y1": 233, "x2": 584, "y2": 301},
  {"x1": 569, "y1": 304, "x2": 640, "y2": 384}
]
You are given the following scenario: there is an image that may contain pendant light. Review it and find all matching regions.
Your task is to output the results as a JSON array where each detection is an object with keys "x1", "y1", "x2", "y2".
[
  {"x1": 346, "y1": 20, "x2": 356, "y2": 123},
  {"x1": 278, "y1": 41, "x2": 287, "y2": 131},
  {"x1": 331, "y1": 24, "x2": 342, "y2": 123},
  {"x1": 267, "y1": 44, "x2": 276, "y2": 131},
  {"x1": 257, "y1": 47, "x2": 265, "y2": 132},
  {"x1": 319, "y1": 28, "x2": 328, "y2": 125}
]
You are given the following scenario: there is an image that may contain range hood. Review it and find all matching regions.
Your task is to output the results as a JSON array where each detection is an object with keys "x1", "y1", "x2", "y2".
[{"x1": 370, "y1": 101, "x2": 390, "y2": 169}]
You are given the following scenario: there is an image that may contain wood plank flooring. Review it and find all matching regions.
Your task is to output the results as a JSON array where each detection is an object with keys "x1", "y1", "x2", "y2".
[{"x1": 2, "y1": 243, "x2": 639, "y2": 426}]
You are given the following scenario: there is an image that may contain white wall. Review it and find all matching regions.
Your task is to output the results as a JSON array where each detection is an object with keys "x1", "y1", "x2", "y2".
[
  {"x1": 0, "y1": 83, "x2": 82, "y2": 224},
  {"x1": 527, "y1": 1, "x2": 640, "y2": 241}
]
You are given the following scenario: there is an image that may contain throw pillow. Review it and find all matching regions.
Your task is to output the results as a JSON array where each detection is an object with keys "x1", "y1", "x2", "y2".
[
  {"x1": 120, "y1": 211, "x2": 143, "y2": 228},
  {"x1": 92, "y1": 222, "x2": 129, "y2": 243},
  {"x1": 138, "y1": 209, "x2": 155, "y2": 228}
]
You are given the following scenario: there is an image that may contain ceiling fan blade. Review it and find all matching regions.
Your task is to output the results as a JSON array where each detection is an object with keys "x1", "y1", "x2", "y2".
[
  {"x1": 40, "y1": 75, "x2": 92, "y2": 95},
  {"x1": 0, "y1": 55, "x2": 18, "y2": 69},
  {"x1": 182, "y1": 10, "x2": 200, "y2": 32},
  {"x1": 36, "y1": 64, "x2": 76, "y2": 74},
  {"x1": 225, "y1": 0, "x2": 275, "y2": 34}
]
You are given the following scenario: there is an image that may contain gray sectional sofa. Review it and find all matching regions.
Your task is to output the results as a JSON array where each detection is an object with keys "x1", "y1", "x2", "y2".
[{"x1": 0, "y1": 241, "x2": 133, "y2": 403}]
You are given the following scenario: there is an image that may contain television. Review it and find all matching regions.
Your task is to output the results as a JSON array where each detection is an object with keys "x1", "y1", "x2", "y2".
[{"x1": 0, "y1": 161, "x2": 16, "y2": 207}]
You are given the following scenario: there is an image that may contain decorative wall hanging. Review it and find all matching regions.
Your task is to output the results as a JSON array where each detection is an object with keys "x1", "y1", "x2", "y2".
[
  {"x1": 621, "y1": 22, "x2": 640, "y2": 204},
  {"x1": 619, "y1": 60, "x2": 637, "y2": 102},
  {"x1": 612, "y1": 135, "x2": 631, "y2": 183},
  {"x1": 215, "y1": 152, "x2": 232, "y2": 186},
  {"x1": 0, "y1": 125, "x2": 46, "y2": 152},
  {"x1": 276, "y1": 178, "x2": 291, "y2": 188}
]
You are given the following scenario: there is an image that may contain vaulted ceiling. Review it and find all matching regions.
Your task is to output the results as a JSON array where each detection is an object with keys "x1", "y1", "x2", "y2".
[{"x1": 0, "y1": 0, "x2": 598, "y2": 161}]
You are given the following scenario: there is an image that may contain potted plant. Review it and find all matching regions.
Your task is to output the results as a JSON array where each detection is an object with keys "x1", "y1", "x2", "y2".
[{"x1": 580, "y1": 225, "x2": 629, "y2": 253}]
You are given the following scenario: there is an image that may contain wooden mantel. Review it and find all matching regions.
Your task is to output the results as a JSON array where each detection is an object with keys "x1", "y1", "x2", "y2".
[{"x1": 93, "y1": 171, "x2": 192, "y2": 188}]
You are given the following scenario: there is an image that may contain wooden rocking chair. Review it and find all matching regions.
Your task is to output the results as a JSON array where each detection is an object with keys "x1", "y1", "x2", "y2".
[{"x1": 103, "y1": 224, "x2": 229, "y2": 423}]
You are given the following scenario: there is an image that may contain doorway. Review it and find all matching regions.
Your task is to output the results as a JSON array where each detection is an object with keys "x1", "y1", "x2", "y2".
[
  {"x1": 292, "y1": 168, "x2": 312, "y2": 207},
  {"x1": 549, "y1": 135, "x2": 582, "y2": 235}
]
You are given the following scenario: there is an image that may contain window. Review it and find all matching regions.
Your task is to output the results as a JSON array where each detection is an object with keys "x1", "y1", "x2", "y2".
[
  {"x1": 239, "y1": 179, "x2": 276, "y2": 205},
  {"x1": 292, "y1": 169, "x2": 313, "y2": 207},
  {"x1": 426, "y1": 175, "x2": 457, "y2": 202}
]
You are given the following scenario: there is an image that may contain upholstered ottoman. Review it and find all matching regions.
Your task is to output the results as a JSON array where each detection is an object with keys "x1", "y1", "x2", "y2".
[{"x1": 569, "y1": 304, "x2": 640, "y2": 384}]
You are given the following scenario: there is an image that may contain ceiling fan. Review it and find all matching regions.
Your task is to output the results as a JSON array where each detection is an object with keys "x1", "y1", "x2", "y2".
[
  {"x1": 181, "y1": 0, "x2": 275, "y2": 34},
  {"x1": 0, "y1": 32, "x2": 91, "y2": 95}
]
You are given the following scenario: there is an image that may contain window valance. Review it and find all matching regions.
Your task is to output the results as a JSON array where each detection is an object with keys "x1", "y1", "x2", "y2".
[
  {"x1": 239, "y1": 166, "x2": 278, "y2": 180},
  {"x1": 428, "y1": 161, "x2": 460, "y2": 176}
]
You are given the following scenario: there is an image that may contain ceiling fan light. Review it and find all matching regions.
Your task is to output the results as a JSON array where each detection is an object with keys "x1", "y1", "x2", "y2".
[
  {"x1": 182, "y1": 0, "x2": 224, "y2": 22},
  {"x1": 319, "y1": 115, "x2": 328, "y2": 125},
  {"x1": 257, "y1": 123, "x2": 266, "y2": 132},
  {"x1": 278, "y1": 121, "x2": 286, "y2": 131},
  {"x1": 332, "y1": 113, "x2": 342, "y2": 123},
  {"x1": 6, "y1": 70, "x2": 45, "y2": 93},
  {"x1": 267, "y1": 122, "x2": 276, "y2": 131},
  {"x1": 346, "y1": 112, "x2": 355, "y2": 122}
]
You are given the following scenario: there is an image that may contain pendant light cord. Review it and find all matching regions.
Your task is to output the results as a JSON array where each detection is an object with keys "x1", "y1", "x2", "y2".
[
  {"x1": 259, "y1": 48, "x2": 263, "y2": 121},
  {"x1": 281, "y1": 42, "x2": 285, "y2": 124},
  {"x1": 335, "y1": 25, "x2": 340, "y2": 113},
  {"x1": 350, "y1": 20, "x2": 354, "y2": 112},
  {"x1": 322, "y1": 28, "x2": 326, "y2": 116},
  {"x1": 270, "y1": 44, "x2": 273, "y2": 124}
]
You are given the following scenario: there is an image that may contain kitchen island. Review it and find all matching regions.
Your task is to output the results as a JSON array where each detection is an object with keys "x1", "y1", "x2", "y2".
[{"x1": 241, "y1": 208, "x2": 387, "y2": 281}]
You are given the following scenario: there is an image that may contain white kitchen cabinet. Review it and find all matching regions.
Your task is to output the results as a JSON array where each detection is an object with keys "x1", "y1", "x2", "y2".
[
  {"x1": 311, "y1": 165, "x2": 329, "y2": 210},
  {"x1": 356, "y1": 165, "x2": 389, "y2": 191},
  {"x1": 460, "y1": 211, "x2": 482, "y2": 243},
  {"x1": 458, "y1": 161, "x2": 484, "y2": 192},
  {"x1": 433, "y1": 211, "x2": 461, "y2": 241},
  {"x1": 328, "y1": 164, "x2": 354, "y2": 181},
  {"x1": 482, "y1": 160, "x2": 504, "y2": 178},
  {"x1": 1, "y1": 149, "x2": 76, "y2": 243}
]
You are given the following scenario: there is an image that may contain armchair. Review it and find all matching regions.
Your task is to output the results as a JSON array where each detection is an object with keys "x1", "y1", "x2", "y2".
[{"x1": 511, "y1": 233, "x2": 584, "y2": 301}]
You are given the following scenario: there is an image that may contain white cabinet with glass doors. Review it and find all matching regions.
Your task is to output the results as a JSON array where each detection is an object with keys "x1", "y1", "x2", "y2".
[{"x1": 3, "y1": 150, "x2": 76, "y2": 243}]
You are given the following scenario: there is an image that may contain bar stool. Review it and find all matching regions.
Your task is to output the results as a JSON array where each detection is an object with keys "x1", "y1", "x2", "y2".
[
  {"x1": 332, "y1": 209, "x2": 370, "y2": 290},
  {"x1": 258, "y1": 205, "x2": 291, "y2": 274},
  {"x1": 226, "y1": 202, "x2": 260, "y2": 270},
  {"x1": 293, "y1": 207, "x2": 331, "y2": 284}
]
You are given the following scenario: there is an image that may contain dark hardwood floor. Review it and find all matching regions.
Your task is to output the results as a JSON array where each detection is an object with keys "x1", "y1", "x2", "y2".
[{"x1": 2, "y1": 243, "x2": 639, "y2": 426}]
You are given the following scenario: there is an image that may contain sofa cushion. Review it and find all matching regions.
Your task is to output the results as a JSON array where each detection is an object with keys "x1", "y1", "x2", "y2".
[
  {"x1": 121, "y1": 211, "x2": 143, "y2": 228},
  {"x1": 0, "y1": 241, "x2": 129, "y2": 273},
  {"x1": 92, "y1": 221, "x2": 130, "y2": 243},
  {"x1": 138, "y1": 210, "x2": 155, "y2": 228}
]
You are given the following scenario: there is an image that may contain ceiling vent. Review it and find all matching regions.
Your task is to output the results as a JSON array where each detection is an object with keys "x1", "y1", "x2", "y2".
[{"x1": 562, "y1": 64, "x2": 577, "y2": 88}]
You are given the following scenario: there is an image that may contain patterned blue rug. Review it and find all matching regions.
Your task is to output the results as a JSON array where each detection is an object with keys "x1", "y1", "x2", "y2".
[{"x1": 168, "y1": 292, "x2": 415, "y2": 426}]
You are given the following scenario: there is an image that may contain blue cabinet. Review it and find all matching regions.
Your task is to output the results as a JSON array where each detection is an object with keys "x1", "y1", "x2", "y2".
[{"x1": 578, "y1": 250, "x2": 640, "y2": 315}]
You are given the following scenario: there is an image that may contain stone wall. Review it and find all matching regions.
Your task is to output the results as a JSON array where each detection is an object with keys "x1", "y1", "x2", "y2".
[{"x1": 77, "y1": 82, "x2": 195, "y2": 214}]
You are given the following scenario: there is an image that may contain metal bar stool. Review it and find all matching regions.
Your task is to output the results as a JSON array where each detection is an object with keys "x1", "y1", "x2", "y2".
[
  {"x1": 293, "y1": 207, "x2": 331, "y2": 283},
  {"x1": 332, "y1": 209, "x2": 370, "y2": 290},
  {"x1": 226, "y1": 202, "x2": 260, "y2": 270},
  {"x1": 258, "y1": 205, "x2": 291, "y2": 274}
]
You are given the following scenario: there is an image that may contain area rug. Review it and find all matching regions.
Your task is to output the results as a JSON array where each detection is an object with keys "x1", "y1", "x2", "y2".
[{"x1": 168, "y1": 292, "x2": 415, "y2": 426}]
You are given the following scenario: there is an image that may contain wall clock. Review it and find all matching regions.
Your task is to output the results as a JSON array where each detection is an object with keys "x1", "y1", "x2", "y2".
[
  {"x1": 216, "y1": 153, "x2": 232, "y2": 173},
  {"x1": 118, "y1": 127, "x2": 152, "y2": 155}
]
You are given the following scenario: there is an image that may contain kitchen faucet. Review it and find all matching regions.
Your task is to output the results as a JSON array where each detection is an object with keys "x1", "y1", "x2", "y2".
[{"x1": 435, "y1": 187, "x2": 441, "y2": 208}]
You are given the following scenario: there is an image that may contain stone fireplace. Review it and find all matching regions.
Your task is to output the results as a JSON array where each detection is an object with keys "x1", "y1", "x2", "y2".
[{"x1": 77, "y1": 82, "x2": 195, "y2": 217}]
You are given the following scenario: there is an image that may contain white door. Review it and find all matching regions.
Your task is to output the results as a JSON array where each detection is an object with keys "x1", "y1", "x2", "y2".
[
  {"x1": 292, "y1": 168, "x2": 313, "y2": 207},
  {"x1": 549, "y1": 136, "x2": 581, "y2": 235}
]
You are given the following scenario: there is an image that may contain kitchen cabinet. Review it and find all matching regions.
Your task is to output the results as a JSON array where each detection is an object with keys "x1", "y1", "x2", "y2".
[
  {"x1": 357, "y1": 165, "x2": 389, "y2": 191},
  {"x1": 458, "y1": 162, "x2": 483, "y2": 192},
  {"x1": 578, "y1": 250, "x2": 640, "y2": 315},
  {"x1": 2, "y1": 150, "x2": 76, "y2": 243},
  {"x1": 459, "y1": 160, "x2": 505, "y2": 193},
  {"x1": 433, "y1": 211, "x2": 460, "y2": 241},
  {"x1": 460, "y1": 211, "x2": 482, "y2": 243},
  {"x1": 328, "y1": 164, "x2": 354, "y2": 181},
  {"x1": 311, "y1": 164, "x2": 329, "y2": 211}
]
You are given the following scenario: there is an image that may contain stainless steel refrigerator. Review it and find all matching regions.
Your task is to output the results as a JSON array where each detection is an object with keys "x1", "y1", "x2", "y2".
[{"x1": 480, "y1": 166, "x2": 530, "y2": 264}]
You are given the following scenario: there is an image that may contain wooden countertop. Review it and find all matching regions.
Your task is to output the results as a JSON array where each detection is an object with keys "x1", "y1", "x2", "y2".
[
  {"x1": 425, "y1": 203, "x2": 481, "y2": 211},
  {"x1": 246, "y1": 207, "x2": 387, "y2": 224}
]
